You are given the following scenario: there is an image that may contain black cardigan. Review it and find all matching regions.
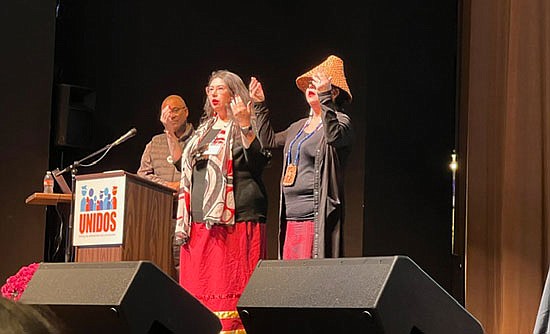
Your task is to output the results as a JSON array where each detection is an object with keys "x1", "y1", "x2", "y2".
[{"x1": 174, "y1": 126, "x2": 270, "y2": 223}]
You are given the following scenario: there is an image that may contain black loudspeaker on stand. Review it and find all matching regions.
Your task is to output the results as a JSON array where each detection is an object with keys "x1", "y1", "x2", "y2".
[
  {"x1": 20, "y1": 261, "x2": 221, "y2": 334},
  {"x1": 237, "y1": 256, "x2": 485, "y2": 334},
  {"x1": 54, "y1": 83, "x2": 96, "y2": 149}
]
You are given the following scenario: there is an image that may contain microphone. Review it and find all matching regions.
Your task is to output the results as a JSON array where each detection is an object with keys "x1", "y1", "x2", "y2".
[{"x1": 111, "y1": 128, "x2": 137, "y2": 147}]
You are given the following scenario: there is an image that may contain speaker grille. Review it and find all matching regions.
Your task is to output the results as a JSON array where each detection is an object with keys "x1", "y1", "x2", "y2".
[
  {"x1": 237, "y1": 256, "x2": 484, "y2": 334},
  {"x1": 239, "y1": 257, "x2": 395, "y2": 308},
  {"x1": 22, "y1": 262, "x2": 137, "y2": 305},
  {"x1": 20, "y1": 261, "x2": 222, "y2": 334}
]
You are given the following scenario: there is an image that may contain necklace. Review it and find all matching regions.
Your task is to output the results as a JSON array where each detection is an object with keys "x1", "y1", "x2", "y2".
[{"x1": 282, "y1": 118, "x2": 323, "y2": 187}]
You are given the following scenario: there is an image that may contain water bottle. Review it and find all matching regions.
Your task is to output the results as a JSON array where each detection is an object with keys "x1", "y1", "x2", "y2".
[{"x1": 43, "y1": 171, "x2": 54, "y2": 193}]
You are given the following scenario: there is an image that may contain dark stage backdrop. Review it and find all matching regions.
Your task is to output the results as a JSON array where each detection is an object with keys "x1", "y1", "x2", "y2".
[
  {"x1": 0, "y1": 1, "x2": 56, "y2": 282},
  {"x1": 362, "y1": 2, "x2": 460, "y2": 298},
  {"x1": 1, "y1": 0, "x2": 461, "y2": 300},
  {"x1": 50, "y1": 1, "x2": 368, "y2": 263}
]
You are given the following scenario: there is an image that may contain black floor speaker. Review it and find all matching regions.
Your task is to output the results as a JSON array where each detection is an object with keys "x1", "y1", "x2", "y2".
[
  {"x1": 19, "y1": 261, "x2": 221, "y2": 334},
  {"x1": 237, "y1": 256, "x2": 484, "y2": 334}
]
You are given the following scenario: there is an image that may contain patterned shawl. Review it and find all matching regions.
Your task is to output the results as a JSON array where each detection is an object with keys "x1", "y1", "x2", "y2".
[{"x1": 175, "y1": 116, "x2": 235, "y2": 243}]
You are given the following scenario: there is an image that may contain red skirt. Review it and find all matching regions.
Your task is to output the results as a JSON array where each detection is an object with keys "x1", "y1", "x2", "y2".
[
  {"x1": 179, "y1": 222, "x2": 266, "y2": 333},
  {"x1": 283, "y1": 220, "x2": 315, "y2": 260}
]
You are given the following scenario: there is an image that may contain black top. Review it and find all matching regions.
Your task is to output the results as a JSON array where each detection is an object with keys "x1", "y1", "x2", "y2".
[
  {"x1": 178, "y1": 125, "x2": 270, "y2": 224},
  {"x1": 283, "y1": 129, "x2": 323, "y2": 220}
]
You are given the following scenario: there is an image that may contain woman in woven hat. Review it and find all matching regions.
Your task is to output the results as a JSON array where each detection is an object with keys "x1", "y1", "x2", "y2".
[
  {"x1": 253, "y1": 55, "x2": 353, "y2": 259},
  {"x1": 169, "y1": 70, "x2": 270, "y2": 332}
]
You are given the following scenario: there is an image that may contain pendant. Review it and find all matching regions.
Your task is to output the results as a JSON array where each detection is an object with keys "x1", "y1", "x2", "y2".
[{"x1": 282, "y1": 163, "x2": 297, "y2": 187}]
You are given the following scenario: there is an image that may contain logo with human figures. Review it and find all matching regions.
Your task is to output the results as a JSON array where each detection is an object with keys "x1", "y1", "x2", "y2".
[
  {"x1": 79, "y1": 185, "x2": 118, "y2": 212},
  {"x1": 73, "y1": 175, "x2": 126, "y2": 246}
]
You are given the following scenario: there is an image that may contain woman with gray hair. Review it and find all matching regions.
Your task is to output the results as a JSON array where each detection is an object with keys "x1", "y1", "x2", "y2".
[{"x1": 169, "y1": 70, "x2": 270, "y2": 332}]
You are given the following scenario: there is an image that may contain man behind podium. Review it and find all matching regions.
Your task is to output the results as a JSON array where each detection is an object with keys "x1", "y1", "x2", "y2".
[{"x1": 137, "y1": 94, "x2": 194, "y2": 278}]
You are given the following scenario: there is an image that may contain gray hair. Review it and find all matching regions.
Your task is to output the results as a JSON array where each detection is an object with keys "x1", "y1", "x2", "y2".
[{"x1": 200, "y1": 70, "x2": 251, "y2": 123}]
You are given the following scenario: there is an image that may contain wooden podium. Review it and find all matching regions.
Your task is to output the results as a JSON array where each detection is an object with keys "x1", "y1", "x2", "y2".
[{"x1": 71, "y1": 171, "x2": 177, "y2": 279}]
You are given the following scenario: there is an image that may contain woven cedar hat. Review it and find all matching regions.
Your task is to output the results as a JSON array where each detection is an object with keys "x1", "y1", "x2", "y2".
[{"x1": 295, "y1": 55, "x2": 352, "y2": 102}]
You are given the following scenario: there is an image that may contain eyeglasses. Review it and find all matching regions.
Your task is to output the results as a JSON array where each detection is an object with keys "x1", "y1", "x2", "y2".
[{"x1": 205, "y1": 85, "x2": 229, "y2": 96}]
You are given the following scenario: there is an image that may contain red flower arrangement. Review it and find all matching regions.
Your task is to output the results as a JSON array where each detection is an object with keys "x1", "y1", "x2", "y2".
[{"x1": 1, "y1": 262, "x2": 40, "y2": 301}]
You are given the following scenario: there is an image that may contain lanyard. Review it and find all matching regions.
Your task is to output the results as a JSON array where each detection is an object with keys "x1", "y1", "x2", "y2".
[{"x1": 286, "y1": 118, "x2": 323, "y2": 166}]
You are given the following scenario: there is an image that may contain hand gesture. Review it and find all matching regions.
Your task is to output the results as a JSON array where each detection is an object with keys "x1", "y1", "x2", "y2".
[
  {"x1": 160, "y1": 105, "x2": 178, "y2": 134},
  {"x1": 230, "y1": 95, "x2": 252, "y2": 127},
  {"x1": 249, "y1": 76, "x2": 265, "y2": 103},
  {"x1": 311, "y1": 71, "x2": 332, "y2": 93}
]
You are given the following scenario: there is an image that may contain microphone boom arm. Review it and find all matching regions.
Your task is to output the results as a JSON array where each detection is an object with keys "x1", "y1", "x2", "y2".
[{"x1": 54, "y1": 128, "x2": 137, "y2": 177}]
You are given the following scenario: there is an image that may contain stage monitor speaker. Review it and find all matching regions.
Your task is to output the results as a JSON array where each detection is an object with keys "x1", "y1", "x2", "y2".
[
  {"x1": 20, "y1": 261, "x2": 221, "y2": 334},
  {"x1": 54, "y1": 83, "x2": 96, "y2": 149},
  {"x1": 237, "y1": 256, "x2": 484, "y2": 334}
]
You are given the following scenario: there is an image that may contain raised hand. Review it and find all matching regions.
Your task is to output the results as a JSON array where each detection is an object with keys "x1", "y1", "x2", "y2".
[
  {"x1": 311, "y1": 71, "x2": 332, "y2": 93},
  {"x1": 249, "y1": 76, "x2": 265, "y2": 103},
  {"x1": 160, "y1": 105, "x2": 178, "y2": 134},
  {"x1": 230, "y1": 95, "x2": 251, "y2": 127}
]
